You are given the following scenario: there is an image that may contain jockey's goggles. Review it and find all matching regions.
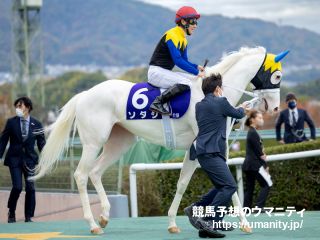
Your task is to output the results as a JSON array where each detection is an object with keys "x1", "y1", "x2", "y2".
[{"x1": 186, "y1": 18, "x2": 198, "y2": 25}]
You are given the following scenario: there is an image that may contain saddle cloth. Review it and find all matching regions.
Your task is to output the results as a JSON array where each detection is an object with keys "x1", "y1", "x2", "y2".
[{"x1": 126, "y1": 82, "x2": 191, "y2": 120}]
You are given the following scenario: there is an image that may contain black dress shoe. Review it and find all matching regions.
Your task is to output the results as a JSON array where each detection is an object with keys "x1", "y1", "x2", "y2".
[
  {"x1": 25, "y1": 218, "x2": 33, "y2": 222},
  {"x1": 216, "y1": 226, "x2": 235, "y2": 231},
  {"x1": 197, "y1": 219, "x2": 226, "y2": 237},
  {"x1": 184, "y1": 205, "x2": 201, "y2": 230},
  {"x1": 210, "y1": 221, "x2": 235, "y2": 231},
  {"x1": 8, "y1": 212, "x2": 16, "y2": 223},
  {"x1": 199, "y1": 229, "x2": 225, "y2": 238}
]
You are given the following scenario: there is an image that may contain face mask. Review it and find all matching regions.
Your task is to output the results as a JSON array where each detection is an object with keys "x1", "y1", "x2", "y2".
[
  {"x1": 16, "y1": 108, "x2": 24, "y2": 117},
  {"x1": 288, "y1": 101, "x2": 296, "y2": 109}
]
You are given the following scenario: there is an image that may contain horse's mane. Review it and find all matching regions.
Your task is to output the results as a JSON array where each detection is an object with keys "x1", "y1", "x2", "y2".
[{"x1": 206, "y1": 46, "x2": 266, "y2": 76}]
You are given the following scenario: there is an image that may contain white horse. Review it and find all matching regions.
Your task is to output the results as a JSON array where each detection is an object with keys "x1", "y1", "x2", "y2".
[{"x1": 31, "y1": 46, "x2": 287, "y2": 234}]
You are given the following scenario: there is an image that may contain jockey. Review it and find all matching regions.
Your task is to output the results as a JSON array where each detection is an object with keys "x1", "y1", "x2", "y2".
[{"x1": 148, "y1": 6, "x2": 205, "y2": 115}]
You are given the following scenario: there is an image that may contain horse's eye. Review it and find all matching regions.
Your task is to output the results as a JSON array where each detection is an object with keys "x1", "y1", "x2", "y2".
[{"x1": 271, "y1": 70, "x2": 282, "y2": 85}]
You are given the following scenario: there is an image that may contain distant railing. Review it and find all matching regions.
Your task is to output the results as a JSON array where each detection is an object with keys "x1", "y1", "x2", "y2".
[{"x1": 229, "y1": 128, "x2": 320, "y2": 140}]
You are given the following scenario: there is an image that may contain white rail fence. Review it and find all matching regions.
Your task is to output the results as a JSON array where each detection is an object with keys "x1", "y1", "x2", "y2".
[{"x1": 129, "y1": 149, "x2": 320, "y2": 217}]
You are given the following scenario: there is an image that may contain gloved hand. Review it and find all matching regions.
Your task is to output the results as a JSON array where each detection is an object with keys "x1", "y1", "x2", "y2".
[{"x1": 239, "y1": 101, "x2": 252, "y2": 111}]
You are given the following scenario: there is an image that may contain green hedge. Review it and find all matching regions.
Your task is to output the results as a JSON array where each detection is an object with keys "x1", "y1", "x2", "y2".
[{"x1": 124, "y1": 140, "x2": 320, "y2": 216}]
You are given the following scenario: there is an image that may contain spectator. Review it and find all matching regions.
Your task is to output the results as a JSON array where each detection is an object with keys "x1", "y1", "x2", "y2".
[
  {"x1": 0, "y1": 97, "x2": 46, "y2": 223},
  {"x1": 276, "y1": 93, "x2": 316, "y2": 144},
  {"x1": 243, "y1": 110, "x2": 272, "y2": 211}
]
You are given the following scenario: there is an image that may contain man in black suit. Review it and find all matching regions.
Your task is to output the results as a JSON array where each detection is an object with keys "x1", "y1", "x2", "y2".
[
  {"x1": 185, "y1": 73, "x2": 249, "y2": 238},
  {"x1": 276, "y1": 93, "x2": 316, "y2": 144},
  {"x1": 0, "y1": 97, "x2": 46, "y2": 223}
]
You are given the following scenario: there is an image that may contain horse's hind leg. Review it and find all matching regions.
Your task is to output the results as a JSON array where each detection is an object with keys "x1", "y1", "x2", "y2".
[
  {"x1": 89, "y1": 124, "x2": 135, "y2": 228},
  {"x1": 74, "y1": 143, "x2": 103, "y2": 234},
  {"x1": 168, "y1": 150, "x2": 198, "y2": 233}
]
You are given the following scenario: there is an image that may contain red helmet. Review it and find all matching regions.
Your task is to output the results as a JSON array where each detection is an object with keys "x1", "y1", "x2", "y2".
[{"x1": 175, "y1": 6, "x2": 200, "y2": 23}]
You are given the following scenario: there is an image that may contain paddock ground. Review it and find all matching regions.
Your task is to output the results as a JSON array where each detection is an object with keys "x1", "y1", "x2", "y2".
[{"x1": 0, "y1": 211, "x2": 319, "y2": 240}]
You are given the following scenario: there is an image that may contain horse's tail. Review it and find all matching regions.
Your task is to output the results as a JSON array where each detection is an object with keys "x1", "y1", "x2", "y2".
[{"x1": 31, "y1": 93, "x2": 82, "y2": 180}]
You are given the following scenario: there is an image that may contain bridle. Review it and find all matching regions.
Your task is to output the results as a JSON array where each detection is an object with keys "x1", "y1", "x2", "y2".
[{"x1": 222, "y1": 83, "x2": 275, "y2": 112}]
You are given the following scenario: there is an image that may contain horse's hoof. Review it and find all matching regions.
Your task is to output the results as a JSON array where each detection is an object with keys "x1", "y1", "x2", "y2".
[
  {"x1": 99, "y1": 215, "x2": 109, "y2": 228},
  {"x1": 240, "y1": 225, "x2": 252, "y2": 233},
  {"x1": 168, "y1": 226, "x2": 181, "y2": 233},
  {"x1": 91, "y1": 227, "x2": 104, "y2": 235}
]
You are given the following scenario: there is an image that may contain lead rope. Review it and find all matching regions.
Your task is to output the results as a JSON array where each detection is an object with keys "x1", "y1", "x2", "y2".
[{"x1": 223, "y1": 84, "x2": 263, "y2": 150}]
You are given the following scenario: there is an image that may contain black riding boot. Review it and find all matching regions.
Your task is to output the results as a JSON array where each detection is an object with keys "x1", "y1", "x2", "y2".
[{"x1": 150, "y1": 84, "x2": 190, "y2": 115}]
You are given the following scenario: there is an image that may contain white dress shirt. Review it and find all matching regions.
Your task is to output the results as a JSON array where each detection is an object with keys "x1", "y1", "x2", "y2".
[{"x1": 289, "y1": 108, "x2": 299, "y2": 126}]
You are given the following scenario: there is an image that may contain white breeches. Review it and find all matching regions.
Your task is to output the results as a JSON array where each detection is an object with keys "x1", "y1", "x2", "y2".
[{"x1": 148, "y1": 65, "x2": 194, "y2": 89}]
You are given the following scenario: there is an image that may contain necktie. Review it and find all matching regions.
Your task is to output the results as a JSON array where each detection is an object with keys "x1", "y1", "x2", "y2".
[
  {"x1": 291, "y1": 111, "x2": 297, "y2": 127},
  {"x1": 21, "y1": 119, "x2": 28, "y2": 141}
]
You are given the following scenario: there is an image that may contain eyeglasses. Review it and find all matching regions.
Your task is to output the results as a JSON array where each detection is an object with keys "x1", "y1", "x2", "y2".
[{"x1": 187, "y1": 18, "x2": 198, "y2": 25}]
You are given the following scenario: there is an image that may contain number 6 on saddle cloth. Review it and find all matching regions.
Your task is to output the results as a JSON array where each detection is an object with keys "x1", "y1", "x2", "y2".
[{"x1": 126, "y1": 82, "x2": 191, "y2": 120}]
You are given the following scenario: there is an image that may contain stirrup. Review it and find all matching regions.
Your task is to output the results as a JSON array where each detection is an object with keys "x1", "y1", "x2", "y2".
[{"x1": 150, "y1": 101, "x2": 170, "y2": 115}]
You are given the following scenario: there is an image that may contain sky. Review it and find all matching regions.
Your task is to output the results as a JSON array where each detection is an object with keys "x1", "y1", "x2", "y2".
[{"x1": 140, "y1": 0, "x2": 320, "y2": 34}]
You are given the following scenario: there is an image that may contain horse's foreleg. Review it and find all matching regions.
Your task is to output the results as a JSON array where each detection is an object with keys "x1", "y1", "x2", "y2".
[
  {"x1": 74, "y1": 144, "x2": 102, "y2": 234},
  {"x1": 89, "y1": 125, "x2": 135, "y2": 229},
  {"x1": 232, "y1": 192, "x2": 252, "y2": 233},
  {"x1": 225, "y1": 122, "x2": 252, "y2": 233},
  {"x1": 168, "y1": 151, "x2": 198, "y2": 233}
]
